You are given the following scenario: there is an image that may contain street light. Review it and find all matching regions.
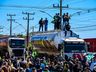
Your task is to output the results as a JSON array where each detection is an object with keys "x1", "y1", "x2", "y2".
[{"x1": 39, "y1": 10, "x2": 53, "y2": 18}]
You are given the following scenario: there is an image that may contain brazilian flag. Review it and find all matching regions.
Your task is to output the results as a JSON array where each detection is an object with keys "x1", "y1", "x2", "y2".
[
  {"x1": 86, "y1": 54, "x2": 94, "y2": 61},
  {"x1": 32, "y1": 50, "x2": 38, "y2": 58}
]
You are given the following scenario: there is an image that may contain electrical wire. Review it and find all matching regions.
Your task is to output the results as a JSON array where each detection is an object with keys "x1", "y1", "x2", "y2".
[
  {"x1": 64, "y1": 0, "x2": 85, "y2": 4},
  {"x1": 1, "y1": 4, "x2": 96, "y2": 11},
  {"x1": 14, "y1": 21, "x2": 26, "y2": 31},
  {"x1": 72, "y1": 24, "x2": 96, "y2": 29},
  {"x1": 12, "y1": 24, "x2": 20, "y2": 30},
  {"x1": 0, "y1": 5, "x2": 53, "y2": 9},
  {"x1": 73, "y1": 28, "x2": 96, "y2": 32},
  {"x1": 65, "y1": 0, "x2": 87, "y2": 5}
]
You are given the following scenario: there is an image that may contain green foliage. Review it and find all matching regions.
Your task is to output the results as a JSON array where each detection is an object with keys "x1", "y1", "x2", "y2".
[{"x1": 17, "y1": 34, "x2": 25, "y2": 38}]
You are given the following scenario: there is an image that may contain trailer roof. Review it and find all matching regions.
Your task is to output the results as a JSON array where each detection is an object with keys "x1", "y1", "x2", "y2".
[
  {"x1": 64, "y1": 37, "x2": 84, "y2": 42},
  {"x1": 31, "y1": 32, "x2": 57, "y2": 41}
]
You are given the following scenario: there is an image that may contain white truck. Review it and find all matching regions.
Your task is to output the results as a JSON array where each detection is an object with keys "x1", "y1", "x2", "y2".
[
  {"x1": 0, "y1": 36, "x2": 25, "y2": 58},
  {"x1": 30, "y1": 30, "x2": 87, "y2": 58}
]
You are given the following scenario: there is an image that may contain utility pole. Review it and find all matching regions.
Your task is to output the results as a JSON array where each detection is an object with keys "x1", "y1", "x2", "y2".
[
  {"x1": 53, "y1": 0, "x2": 69, "y2": 58},
  {"x1": 53, "y1": 0, "x2": 68, "y2": 17},
  {"x1": 7, "y1": 14, "x2": 16, "y2": 36},
  {"x1": 53, "y1": 0, "x2": 68, "y2": 30},
  {"x1": 60, "y1": 0, "x2": 63, "y2": 30},
  {"x1": 22, "y1": 12, "x2": 34, "y2": 48},
  {"x1": 60, "y1": 0, "x2": 62, "y2": 17}
]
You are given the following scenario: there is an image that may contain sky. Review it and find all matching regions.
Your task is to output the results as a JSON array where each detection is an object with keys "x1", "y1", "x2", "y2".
[{"x1": 0, "y1": 0, "x2": 96, "y2": 38}]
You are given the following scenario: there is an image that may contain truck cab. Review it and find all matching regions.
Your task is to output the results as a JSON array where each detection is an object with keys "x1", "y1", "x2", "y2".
[{"x1": 8, "y1": 37, "x2": 25, "y2": 58}]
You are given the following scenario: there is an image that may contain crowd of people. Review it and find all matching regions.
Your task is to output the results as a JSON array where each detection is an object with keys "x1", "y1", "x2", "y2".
[{"x1": 0, "y1": 49, "x2": 96, "y2": 72}]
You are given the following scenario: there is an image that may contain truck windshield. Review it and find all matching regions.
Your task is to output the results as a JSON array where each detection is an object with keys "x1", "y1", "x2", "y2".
[
  {"x1": 9, "y1": 39, "x2": 25, "y2": 48},
  {"x1": 64, "y1": 42, "x2": 86, "y2": 53}
]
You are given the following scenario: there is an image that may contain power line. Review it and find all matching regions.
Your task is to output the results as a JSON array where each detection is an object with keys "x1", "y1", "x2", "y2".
[
  {"x1": 1, "y1": 5, "x2": 96, "y2": 11},
  {"x1": 74, "y1": 28, "x2": 96, "y2": 32},
  {"x1": 14, "y1": 21, "x2": 26, "y2": 31},
  {"x1": 0, "y1": 5, "x2": 53, "y2": 9},
  {"x1": 71, "y1": 19, "x2": 96, "y2": 23},
  {"x1": 70, "y1": 10, "x2": 96, "y2": 18},
  {"x1": 72, "y1": 24, "x2": 96, "y2": 29},
  {"x1": 12, "y1": 24, "x2": 20, "y2": 30},
  {"x1": 65, "y1": 0, "x2": 86, "y2": 5},
  {"x1": 39, "y1": 10, "x2": 53, "y2": 18}
]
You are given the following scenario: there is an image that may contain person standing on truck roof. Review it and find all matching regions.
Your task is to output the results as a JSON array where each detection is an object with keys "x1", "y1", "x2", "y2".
[
  {"x1": 62, "y1": 13, "x2": 66, "y2": 30},
  {"x1": 65, "y1": 12, "x2": 70, "y2": 24},
  {"x1": 44, "y1": 18, "x2": 48, "y2": 31},
  {"x1": 62, "y1": 12, "x2": 70, "y2": 31},
  {"x1": 57, "y1": 13, "x2": 61, "y2": 30},
  {"x1": 53, "y1": 13, "x2": 58, "y2": 30},
  {"x1": 39, "y1": 18, "x2": 44, "y2": 32},
  {"x1": 62, "y1": 13, "x2": 66, "y2": 25},
  {"x1": 53, "y1": 13, "x2": 61, "y2": 30}
]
